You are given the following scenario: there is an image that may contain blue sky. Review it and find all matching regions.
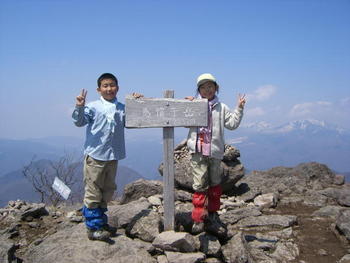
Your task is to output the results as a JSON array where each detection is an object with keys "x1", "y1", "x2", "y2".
[{"x1": 0, "y1": 0, "x2": 349, "y2": 140}]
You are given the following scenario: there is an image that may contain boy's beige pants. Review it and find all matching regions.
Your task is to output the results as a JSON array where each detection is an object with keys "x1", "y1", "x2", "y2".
[
  {"x1": 83, "y1": 155, "x2": 118, "y2": 209},
  {"x1": 191, "y1": 153, "x2": 222, "y2": 192}
]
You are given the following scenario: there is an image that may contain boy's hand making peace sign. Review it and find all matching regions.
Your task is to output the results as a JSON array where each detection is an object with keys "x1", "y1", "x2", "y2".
[{"x1": 76, "y1": 89, "x2": 87, "y2": 107}]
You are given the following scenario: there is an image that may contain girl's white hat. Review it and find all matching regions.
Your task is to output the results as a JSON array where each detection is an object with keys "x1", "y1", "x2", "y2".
[{"x1": 197, "y1": 73, "x2": 216, "y2": 87}]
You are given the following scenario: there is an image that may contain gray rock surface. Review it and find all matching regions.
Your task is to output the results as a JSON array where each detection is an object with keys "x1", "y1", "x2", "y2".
[
  {"x1": 197, "y1": 233, "x2": 221, "y2": 257},
  {"x1": 153, "y1": 231, "x2": 196, "y2": 252},
  {"x1": 235, "y1": 215, "x2": 297, "y2": 229},
  {"x1": 221, "y1": 232, "x2": 253, "y2": 263},
  {"x1": 121, "y1": 179, "x2": 163, "y2": 204},
  {"x1": 0, "y1": 235, "x2": 17, "y2": 263},
  {"x1": 336, "y1": 210, "x2": 350, "y2": 241},
  {"x1": 23, "y1": 223, "x2": 156, "y2": 263},
  {"x1": 126, "y1": 210, "x2": 162, "y2": 242},
  {"x1": 1, "y1": 160, "x2": 349, "y2": 263},
  {"x1": 312, "y1": 206, "x2": 346, "y2": 219},
  {"x1": 107, "y1": 197, "x2": 151, "y2": 228},
  {"x1": 165, "y1": 251, "x2": 206, "y2": 263},
  {"x1": 219, "y1": 207, "x2": 262, "y2": 225}
]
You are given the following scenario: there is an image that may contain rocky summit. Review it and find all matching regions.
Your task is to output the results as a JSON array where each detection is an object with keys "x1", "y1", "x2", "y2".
[{"x1": 1, "y1": 143, "x2": 350, "y2": 263}]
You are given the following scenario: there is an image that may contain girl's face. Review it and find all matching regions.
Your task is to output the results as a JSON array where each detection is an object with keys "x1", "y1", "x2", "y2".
[{"x1": 198, "y1": 81, "x2": 217, "y2": 100}]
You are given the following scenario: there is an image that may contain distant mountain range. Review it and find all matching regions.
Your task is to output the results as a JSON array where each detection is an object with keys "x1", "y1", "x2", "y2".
[
  {"x1": 230, "y1": 119, "x2": 350, "y2": 173},
  {"x1": 0, "y1": 118, "x2": 349, "y2": 206}
]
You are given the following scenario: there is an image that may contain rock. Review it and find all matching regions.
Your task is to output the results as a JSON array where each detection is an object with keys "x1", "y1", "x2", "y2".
[
  {"x1": 175, "y1": 203, "x2": 193, "y2": 232},
  {"x1": 221, "y1": 197, "x2": 245, "y2": 210},
  {"x1": 157, "y1": 255, "x2": 169, "y2": 263},
  {"x1": 334, "y1": 174, "x2": 345, "y2": 185},
  {"x1": 339, "y1": 254, "x2": 350, "y2": 263},
  {"x1": 197, "y1": 233, "x2": 221, "y2": 257},
  {"x1": 266, "y1": 227, "x2": 293, "y2": 239},
  {"x1": 148, "y1": 195, "x2": 162, "y2": 206},
  {"x1": 235, "y1": 184, "x2": 262, "y2": 203},
  {"x1": 28, "y1": 222, "x2": 40, "y2": 228},
  {"x1": 204, "y1": 258, "x2": 223, "y2": 263},
  {"x1": 126, "y1": 210, "x2": 162, "y2": 242},
  {"x1": 303, "y1": 191, "x2": 329, "y2": 207},
  {"x1": 132, "y1": 238, "x2": 156, "y2": 254},
  {"x1": 107, "y1": 198, "x2": 151, "y2": 228},
  {"x1": 249, "y1": 248, "x2": 277, "y2": 263},
  {"x1": 245, "y1": 233, "x2": 278, "y2": 251},
  {"x1": 223, "y1": 144, "x2": 241, "y2": 161},
  {"x1": 220, "y1": 207, "x2": 262, "y2": 225},
  {"x1": 66, "y1": 210, "x2": 83, "y2": 223},
  {"x1": 279, "y1": 195, "x2": 304, "y2": 205},
  {"x1": 175, "y1": 190, "x2": 192, "y2": 202},
  {"x1": 165, "y1": 251, "x2": 206, "y2": 263},
  {"x1": 271, "y1": 241, "x2": 299, "y2": 261},
  {"x1": 121, "y1": 179, "x2": 163, "y2": 204},
  {"x1": 221, "y1": 232, "x2": 253, "y2": 263},
  {"x1": 20, "y1": 203, "x2": 49, "y2": 220},
  {"x1": 336, "y1": 209, "x2": 350, "y2": 241},
  {"x1": 0, "y1": 235, "x2": 18, "y2": 263},
  {"x1": 152, "y1": 231, "x2": 196, "y2": 252},
  {"x1": 293, "y1": 162, "x2": 335, "y2": 185},
  {"x1": 235, "y1": 215, "x2": 297, "y2": 230},
  {"x1": 320, "y1": 187, "x2": 350, "y2": 207},
  {"x1": 23, "y1": 223, "x2": 156, "y2": 263},
  {"x1": 33, "y1": 238, "x2": 43, "y2": 246},
  {"x1": 253, "y1": 193, "x2": 278, "y2": 208},
  {"x1": 317, "y1": 248, "x2": 328, "y2": 256},
  {"x1": 239, "y1": 162, "x2": 337, "y2": 199},
  {"x1": 312, "y1": 206, "x2": 345, "y2": 219},
  {"x1": 221, "y1": 162, "x2": 245, "y2": 194}
]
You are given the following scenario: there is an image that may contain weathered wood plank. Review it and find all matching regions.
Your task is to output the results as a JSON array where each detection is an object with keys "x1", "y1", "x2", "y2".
[
  {"x1": 163, "y1": 90, "x2": 175, "y2": 231},
  {"x1": 125, "y1": 95, "x2": 208, "y2": 128}
]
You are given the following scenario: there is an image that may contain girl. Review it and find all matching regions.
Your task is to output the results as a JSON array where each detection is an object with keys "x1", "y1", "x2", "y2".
[{"x1": 186, "y1": 73, "x2": 246, "y2": 235}]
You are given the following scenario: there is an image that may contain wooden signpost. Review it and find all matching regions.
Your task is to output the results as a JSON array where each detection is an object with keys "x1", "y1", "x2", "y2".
[{"x1": 125, "y1": 90, "x2": 208, "y2": 231}]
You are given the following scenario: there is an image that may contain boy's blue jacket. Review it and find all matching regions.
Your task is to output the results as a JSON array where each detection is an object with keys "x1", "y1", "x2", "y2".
[{"x1": 72, "y1": 97, "x2": 126, "y2": 161}]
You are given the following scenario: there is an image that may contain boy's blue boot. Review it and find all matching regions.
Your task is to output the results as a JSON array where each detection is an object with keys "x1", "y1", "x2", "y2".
[
  {"x1": 82, "y1": 206, "x2": 110, "y2": 241},
  {"x1": 100, "y1": 207, "x2": 117, "y2": 235}
]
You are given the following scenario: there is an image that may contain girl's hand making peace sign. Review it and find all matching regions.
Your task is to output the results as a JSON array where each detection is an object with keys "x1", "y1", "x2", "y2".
[{"x1": 238, "y1": 93, "x2": 246, "y2": 109}]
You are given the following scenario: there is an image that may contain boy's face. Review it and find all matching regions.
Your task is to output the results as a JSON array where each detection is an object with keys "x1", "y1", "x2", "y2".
[
  {"x1": 97, "y1": 78, "x2": 119, "y2": 101},
  {"x1": 198, "y1": 81, "x2": 217, "y2": 100}
]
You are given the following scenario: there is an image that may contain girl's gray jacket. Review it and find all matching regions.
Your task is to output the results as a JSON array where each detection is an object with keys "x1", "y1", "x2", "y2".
[{"x1": 187, "y1": 102, "x2": 244, "y2": 160}]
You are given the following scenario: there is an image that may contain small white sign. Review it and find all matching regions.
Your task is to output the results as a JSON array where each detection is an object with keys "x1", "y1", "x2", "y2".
[{"x1": 52, "y1": 177, "x2": 71, "y2": 200}]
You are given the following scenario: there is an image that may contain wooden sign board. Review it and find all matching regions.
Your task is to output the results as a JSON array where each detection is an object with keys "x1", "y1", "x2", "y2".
[{"x1": 125, "y1": 95, "x2": 208, "y2": 128}]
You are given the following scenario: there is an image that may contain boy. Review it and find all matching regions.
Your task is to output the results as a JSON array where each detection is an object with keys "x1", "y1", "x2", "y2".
[{"x1": 72, "y1": 73, "x2": 140, "y2": 241}]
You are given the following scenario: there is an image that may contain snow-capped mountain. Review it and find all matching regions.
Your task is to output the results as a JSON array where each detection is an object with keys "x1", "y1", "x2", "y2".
[
  {"x1": 241, "y1": 119, "x2": 347, "y2": 135},
  {"x1": 229, "y1": 119, "x2": 350, "y2": 172}
]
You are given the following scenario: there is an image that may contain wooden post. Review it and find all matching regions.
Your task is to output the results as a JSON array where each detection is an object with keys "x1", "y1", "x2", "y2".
[
  {"x1": 125, "y1": 91, "x2": 208, "y2": 231},
  {"x1": 163, "y1": 90, "x2": 175, "y2": 231}
]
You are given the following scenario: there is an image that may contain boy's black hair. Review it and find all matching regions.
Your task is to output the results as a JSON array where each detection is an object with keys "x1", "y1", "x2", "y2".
[{"x1": 97, "y1": 73, "x2": 118, "y2": 87}]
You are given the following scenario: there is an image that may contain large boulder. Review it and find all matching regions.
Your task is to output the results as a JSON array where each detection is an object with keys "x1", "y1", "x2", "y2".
[
  {"x1": 126, "y1": 210, "x2": 162, "y2": 242},
  {"x1": 152, "y1": 231, "x2": 197, "y2": 252},
  {"x1": 23, "y1": 223, "x2": 156, "y2": 263},
  {"x1": 238, "y1": 162, "x2": 339, "y2": 198},
  {"x1": 107, "y1": 198, "x2": 151, "y2": 228},
  {"x1": 121, "y1": 179, "x2": 163, "y2": 204},
  {"x1": 158, "y1": 140, "x2": 245, "y2": 194}
]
